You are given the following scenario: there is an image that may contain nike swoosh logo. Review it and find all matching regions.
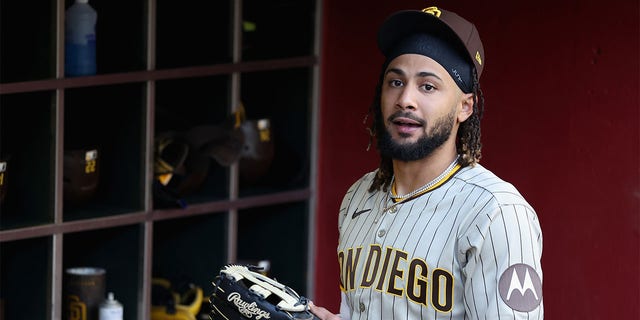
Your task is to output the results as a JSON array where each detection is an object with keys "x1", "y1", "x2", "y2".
[{"x1": 352, "y1": 209, "x2": 372, "y2": 219}]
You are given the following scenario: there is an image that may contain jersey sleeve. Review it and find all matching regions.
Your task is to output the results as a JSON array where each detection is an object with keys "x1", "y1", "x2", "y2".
[
  {"x1": 338, "y1": 171, "x2": 375, "y2": 229},
  {"x1": 461, "y1": 203, "x2": 544, "y2": 319}
]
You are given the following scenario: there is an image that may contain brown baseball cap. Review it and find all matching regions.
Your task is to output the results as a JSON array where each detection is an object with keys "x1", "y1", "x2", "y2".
[{"x1": 378, "y1": 6, "x2": 485, "y2": 78}]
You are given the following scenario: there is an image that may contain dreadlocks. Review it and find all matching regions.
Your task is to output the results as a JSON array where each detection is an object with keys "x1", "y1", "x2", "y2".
[{"x1": 366, "y1": 63, "x2": 485, "y2": 193}]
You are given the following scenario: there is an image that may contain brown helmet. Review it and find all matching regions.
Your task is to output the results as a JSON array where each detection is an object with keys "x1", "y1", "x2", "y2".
[{"x1": 63, "y1": 148, "x2": 100, "y2": 208}]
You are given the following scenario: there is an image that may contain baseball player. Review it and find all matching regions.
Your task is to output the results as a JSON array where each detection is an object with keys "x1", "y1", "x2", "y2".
[{"x1": 310, "y1": 6, "x2": 543, "y2": 320}]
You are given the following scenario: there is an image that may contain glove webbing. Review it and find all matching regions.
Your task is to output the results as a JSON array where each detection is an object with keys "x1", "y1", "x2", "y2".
[{"x1": 222, "y1": 265, "x2": 307, "y2": 312}]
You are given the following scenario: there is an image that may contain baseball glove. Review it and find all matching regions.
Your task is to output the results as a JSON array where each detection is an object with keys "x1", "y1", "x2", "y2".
[{"x1": 210, "y1": 264, "x2": 316, "y2": 320}]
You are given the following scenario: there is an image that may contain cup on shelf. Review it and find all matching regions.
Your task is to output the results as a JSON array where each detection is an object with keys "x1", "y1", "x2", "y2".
[{"x1": 64, "y1": 267, "x2": 106, "y2": 320}]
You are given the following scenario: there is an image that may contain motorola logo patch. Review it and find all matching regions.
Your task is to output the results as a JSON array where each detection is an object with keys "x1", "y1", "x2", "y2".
[{"x1": 498, "y1": 263, "x2": 542, "y2": 312}]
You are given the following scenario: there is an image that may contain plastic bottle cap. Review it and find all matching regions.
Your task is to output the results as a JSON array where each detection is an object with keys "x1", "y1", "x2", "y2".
[{"x1": 107, "y1": 292, "x2": 114, "y2": 301}]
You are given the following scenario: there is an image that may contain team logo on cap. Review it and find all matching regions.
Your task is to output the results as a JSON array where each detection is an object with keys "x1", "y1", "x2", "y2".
[
  {"x1": 422, "y1": 6, "x2": 441, "y2": 17},
  {"x1": 498, "y1": 264, "x2": 542, "y2": 312}
]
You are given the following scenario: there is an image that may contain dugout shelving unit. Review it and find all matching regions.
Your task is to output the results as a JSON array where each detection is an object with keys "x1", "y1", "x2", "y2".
[{"x1": 0, "y1": 0, "x2": 320, "y2": 319}]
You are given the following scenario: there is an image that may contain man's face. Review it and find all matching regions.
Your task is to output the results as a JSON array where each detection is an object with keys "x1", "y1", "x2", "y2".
[{"x1": 378, "y1": 54, "x2": 470, "y2": 161}]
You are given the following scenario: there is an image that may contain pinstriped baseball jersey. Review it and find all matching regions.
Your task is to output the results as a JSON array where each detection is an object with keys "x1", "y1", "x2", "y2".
[{"x1": 337, "y1": 164, "x2": 543, "y2": 319}]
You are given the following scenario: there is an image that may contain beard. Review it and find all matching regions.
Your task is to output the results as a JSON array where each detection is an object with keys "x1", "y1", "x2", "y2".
[{"x1": 378, "y1": 110, "x2": 455, "y2": 162}]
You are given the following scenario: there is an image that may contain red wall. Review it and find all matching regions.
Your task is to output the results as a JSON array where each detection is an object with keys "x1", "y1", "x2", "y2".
[{"x1": 315, "y1": 0, "x2": 640, "y2": 319}]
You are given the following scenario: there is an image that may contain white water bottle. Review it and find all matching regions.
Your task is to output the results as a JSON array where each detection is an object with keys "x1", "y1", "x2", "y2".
[
  {"x1": 99, "y1": 292, "x2": 123, "y2": 320},
  {"x1": 65, "y1": 0, "x2": 97, "y2": 76}
]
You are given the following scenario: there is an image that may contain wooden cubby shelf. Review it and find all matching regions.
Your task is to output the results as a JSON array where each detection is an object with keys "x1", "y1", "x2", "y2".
[{"x1": 0, "y1": 0, "x2": 319, "y2": 319}]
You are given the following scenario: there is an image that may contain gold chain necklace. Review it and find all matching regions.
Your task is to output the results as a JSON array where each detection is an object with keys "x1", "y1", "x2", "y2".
[{"x1": 382, "y1": 156, "x2": 461, "y2": 213}]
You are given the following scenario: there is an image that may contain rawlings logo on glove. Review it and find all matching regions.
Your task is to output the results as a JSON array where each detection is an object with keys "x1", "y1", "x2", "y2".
[
  {"x1": 210, "y1": 264, "x2": 316, "y2": 320},
  {"x1": 227, "y1": 292, "x2": 272, "y2": 319}
]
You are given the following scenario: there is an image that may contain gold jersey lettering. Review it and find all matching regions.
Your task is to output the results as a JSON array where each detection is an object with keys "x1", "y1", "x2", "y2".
[
  {"x1": 360, "y1": 244, "x2": 382, "y2": 288},
  {"x1": 339, "y1": 244, "x2": 456, "y2": 313},
  {"x1": 375, "y1": 247, "x2": 394, "y2": 291},
  {"x1": 344, "y1": 247, "x2": 362, "y2": 291},
  {"x1": 431, "y1": 268, "x2": 454, "y2": 312},
  {"x1": 386, "y1": 250, "x2": 408, "y2": 296},
  {"x1": 338, "y1": 251, "x2": 345, "y2": 291},
  {"x1": 407, "y1": 259, "x2": 429, "y2": 306}
]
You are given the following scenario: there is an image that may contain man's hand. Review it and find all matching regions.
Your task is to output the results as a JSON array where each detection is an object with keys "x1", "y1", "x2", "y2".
[{"x1": 309, "y1": 301, "x2": 341, "y2": 320}]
